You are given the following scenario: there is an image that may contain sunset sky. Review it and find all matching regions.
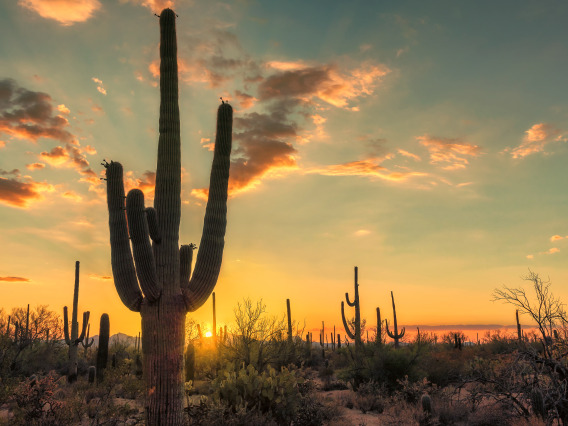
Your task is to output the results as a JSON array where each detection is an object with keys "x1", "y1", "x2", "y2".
[{"x1": 2, "y1": 0, "x2": 568, "y2": 339}]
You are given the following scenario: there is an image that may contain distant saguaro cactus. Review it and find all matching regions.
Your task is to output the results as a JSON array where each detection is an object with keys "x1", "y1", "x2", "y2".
[
  {"x1": 96, "y1": 313, "x2": 110, "y2": 382},
  {"x1": 516, "y1": 309, "x2": 522, "y2": 342},
  {"x1": 104, "y1": 8, "x2": 232, "y2": 424},
  {"x1": 376, "y1": 307, "x2": 382, "y2": 345},
  {"x1": 212, "y1": 292, "x2": 217, "y2": 347},
  {"x1": 286, "y1": 299, "x2": 293, "y2": 343},
  {"x1": 341, "y1": 266, "x2": 362, "y2": 350},
  {"x1": 386, "y1": 291, "x2": 405, "y2": 349},
  {"x1": 63, "y1": 261, "x2": 90, "y2": 383},
  {"x1": 88, "y1": 366, "x2": 96, "y2": 384}
]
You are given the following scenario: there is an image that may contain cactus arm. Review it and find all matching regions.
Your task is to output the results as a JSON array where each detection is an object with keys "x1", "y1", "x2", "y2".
[
  {"x1": 145, "y1": 207, "x2": 162, "y2": 244},
  {"x1": 345, "y1": 292, "x2": 357, "y2": 307},
  {"x1": 179, "y1": 244, "x2": 195, "y2": 289},
  {"x1": 63, "y1": 306, "x2": 71, "y2": 345},
  {"x1": 341, "y1": 301, "x2": 356, "y2": 340},
  {"x1": 106, "y1": 161, "x2": 143, "y2": 312},
  {"x1": 183, "y1": 104, "x2": 232, "y2": 312},
  {"x1": 126, "y1": 189, "x2": 161, "y2": 302},
  {"x1": 385, "y1": 319, "x2": 395, "y2": 338},
  {"x1": 75, "y1": 311, "x2": 90, "y2": 345},
  {"x1": 81, "y1": 323, "x2": 94, "y2": 348},
  {"x1": 399, "y1": 327, "x2": 406, "y2": 338}
]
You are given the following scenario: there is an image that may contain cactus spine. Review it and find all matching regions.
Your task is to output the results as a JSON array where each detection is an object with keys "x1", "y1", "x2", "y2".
[
  {"x1": 96, "y1": 313, "x2": 110, "y2": 382},
  {"x1": 63, "y1": 261, "x2": 90, "y2": 383},
  {"x1": 341, "y1": 266, "x2": 362, "y2": 350},
  {"x1": 104, "y1": 9, "x2": 232, "y2": 423},
  {"x1": 386, "y1": 291, "x2": 405, "y2": 348}
]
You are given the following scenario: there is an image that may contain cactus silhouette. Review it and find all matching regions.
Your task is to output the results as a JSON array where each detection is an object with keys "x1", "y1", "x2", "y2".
[
  {"x1": 386, "y1": 291, "x2": 405, "y2": 348},
  {"x1": 96, "y1": 313, "x2": 110, "y2": 382},
  {"x1": 104, "y1": 9, "x2": 232, "y2": 423},
  {"x1": 80, "y1": 323, "x2": 95, "y2": 356},
  {"x1": 212, "y1": 292, "x2": 217, "y2": 346},
  {"x1": 63, "y1": 261, "x2": 90, "y2": 383},
  {"x1": 341, "y1": 266, "x2": 362, "y2": 350},
  {"x1": 516, "y1": 309, "x2": 522, "y2": 342},
  {"x1": 376, "y1": 307, "x2": 382, "y2": 345},
  {"x1": 286, "y1": 299, "x2": 293, "y2": 343}
]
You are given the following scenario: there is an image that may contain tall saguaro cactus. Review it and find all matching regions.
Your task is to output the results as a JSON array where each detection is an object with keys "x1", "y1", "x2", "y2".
[
  {"x1": 104, "y1": 9, "x2": 232, "y2": 425},
  {"x1": 341, "y1": 266, "x2": 362, "y2": 350},
  {"x1": 96, "y1": 313, "x2": 109, "y2": 382},
  {"x1": 386, "y1": 291, "x2": 405, "y2": 348},
  {"x1": 63, "y1": 261, "x2": 90, "y2": 383}
]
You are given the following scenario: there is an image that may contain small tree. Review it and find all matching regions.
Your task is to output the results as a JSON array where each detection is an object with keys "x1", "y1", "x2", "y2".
[{"x1": 224, "y1": 298, "x2": 287, "y2": 371}]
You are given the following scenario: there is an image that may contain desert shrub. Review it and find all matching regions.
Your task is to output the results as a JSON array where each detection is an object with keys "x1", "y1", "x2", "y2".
[
  {"x1": 436, "y1": 400, "x2": 470, "y2": 425},
  {"x1": 353, "y1": 380, "x2": 385, "y2": 413},
  {"x1": 419, "y1": 347, "x2": 475, "y2": 387},
  {"x1": 10, "y1": 373, "x2": 69, "y2": 425},
  {"x1": 212, "y1": 364, "x2": 301, "y2": 424}
]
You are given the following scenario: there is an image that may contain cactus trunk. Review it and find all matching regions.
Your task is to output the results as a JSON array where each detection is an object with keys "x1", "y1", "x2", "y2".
[
  {"x1": 96, "y1": 314, "x2": 110, "y2": 382},
  {"x1": 105, "y1": 8, "x2": 232, "y2": 425},
  {"x1": 386, "y1": 291, "x2": 405, "y2": 349},
  {"x1": 341, "y1": 266, "x2": 362, "y2": 351}
]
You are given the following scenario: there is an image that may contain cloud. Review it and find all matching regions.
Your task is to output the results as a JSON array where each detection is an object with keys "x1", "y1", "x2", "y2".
[
  {"x1": 417, "y1": 135, "x2": 481, "y2": 170},
  {"x1": 545, "y1": 247, "x2": 560, "y2": 255},
  {"x1": 509, "y1": 123, "x2": 566, "y2": 158},
  {"x1": 0, "y1": 169, "x2": 55, "y2": 208},
  {"x1": 39, "y1": 142, "x2": 97, "y2": 183},
  {"x1": 258, "y1": 62, "x2": 389, "y2": 109},
  {"x1": 88, "y1": 273, "x2": 112, "y2": 281},
  {"x1": 397, "y1": 149, "x2": 421, "y2": 161},
  {"x1": 0, "y1": 276, "x2": 30, "y2": 282},
  {"x1": 354, "y1": 229, "x2": 371, "y2": 237},
  {"x1": 124, "y1": 170, "x2": 156, "y2": 200},
  {"x1": 234, "y1": 91, "x2": 257, "y2": 109},
  {"x1": 312, "y1": 159, "x2": 427, "y2": 182},
  {"x1": 57, "y1": 104, "x2": 70, "y2": 115},
  {"x1": 526, "y1": 254, "x2": 534, "y2": 260},
  {"x1": 18, "y1": 0, "x2": 101, "y2": 25},
  {"x1": 62, "y1": 190, "x2": 83, "y2": 202},
  {"x1": 26, "y1": 162, "x2": 45, "y2": 170},
  {"x1": 92, "y1": 77, "x2": 107, "y2": 95},
  {"x1": 0, "y1": 78, "x2": 74, "y2": 143},
  {"x1": 200, "y1": 137, "x2": 214, "y2": 151},
  {"x1": 550, "y1": 235, "x2": 564, "y2": 242}
]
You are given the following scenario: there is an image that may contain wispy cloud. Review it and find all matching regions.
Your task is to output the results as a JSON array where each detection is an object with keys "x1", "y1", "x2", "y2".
[
  {"x1": 0, "y1": 169, "x2": 55, "y2": 208},
  {"x1": 0, "y1": 276, "x2": 30, "y2": 282},
  {"x1": 508, "y1": 123, "x2": 566, "y2": 158},
  {"x1": 312, "y1": 159, "x2": 427, "y2": 182},
  {"x1": 92, "y1": 77, "x2": 107, "y2": 95},
  {"x1": 88, "y1": 273, "x2": 112, "y2": 281},
  {"x1": 417, "y1": 135, "x2": 481, "y2": 170},
  {"x1": 19, "y1": 0, "x2": 101, "y2": 26},
  {"x1": 26, "y1": 162, "x2": 45, "y2": 170}
]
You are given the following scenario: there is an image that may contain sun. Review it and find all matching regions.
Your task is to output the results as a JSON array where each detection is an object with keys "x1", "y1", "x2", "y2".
[{"x1": 205, "y1": 331, "x2": 212, "y2": 338}]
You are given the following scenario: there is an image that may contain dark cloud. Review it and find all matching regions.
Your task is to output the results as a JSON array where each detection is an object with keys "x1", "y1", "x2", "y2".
[
  {"x1": 0, "y1": 78, "x2": 74, "y2": 143},
  {"x1": 0, "y1": 169, "x2": 54, "y2": 208},
  {"x1": 258, "y1": 66, "x2": 331, "y2": 101}
]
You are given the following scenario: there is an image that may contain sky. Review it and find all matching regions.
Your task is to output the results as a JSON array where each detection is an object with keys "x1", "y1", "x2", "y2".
[{"x1": 1, "y1": 0, "x2": 568, "y2": 339}]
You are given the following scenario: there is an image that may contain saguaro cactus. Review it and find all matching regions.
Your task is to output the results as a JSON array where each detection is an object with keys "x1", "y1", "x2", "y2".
[
  {"x1": 386, "y1": 291, "x2": 405, "y2": 348},
  {"x1": 516, "y1": 309, "x2": 522, "y2": 342},
  {"x1": 104, "y1": 9, "x2": 232, "y2": 424},
  {"x1": 376, "y1": 307, "x2": 382, "y2": 345},
  {"x1": 286, "y1": 299, "x2": 293, "y2": 343},
  {"x1": 63, "y1": 261, "x2": 90, "y2": 383},
  {"x1": 96, "y1": 313, "x2": 110, "y2": 382},
  {"x1": 341, "y1": 266, "x2": 362, "y2": 350}
]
